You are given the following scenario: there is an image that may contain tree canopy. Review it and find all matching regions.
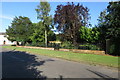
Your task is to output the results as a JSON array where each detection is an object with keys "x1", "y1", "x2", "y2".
[
  {"x1": 6, "y1": 16, "x2": 33, "y2": 45},
  {"x1": 79, "y1": 26, "x2": 99, "y2": 44},
  {"x1": 106, "y1": 1, "x2": 120, "y2": 39},
  {"x1": 35, "y1": 2, "x2": 52, "y2": 47},
  {"x1": 30, "y1": 22, "x2": 56, "y2": 46},
  {"x1": 97, "y1": 1, "x2": 120, "y2": 55},
  {"x1": 54, "y1": 2, "x2": 90, "y2": 47}
]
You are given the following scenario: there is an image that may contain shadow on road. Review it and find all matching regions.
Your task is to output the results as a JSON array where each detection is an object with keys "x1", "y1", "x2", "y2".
[
  {"x1": 2, "y1": 49, "x2": 54, "y2": 78},
  {"x1": 86, "y1": 69, "x2": 118, "y2": 80}
]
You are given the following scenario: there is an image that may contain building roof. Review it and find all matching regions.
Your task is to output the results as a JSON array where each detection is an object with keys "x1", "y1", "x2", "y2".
[{"x1": 0, "y1": 32, "x2": 6, "y2": 35}]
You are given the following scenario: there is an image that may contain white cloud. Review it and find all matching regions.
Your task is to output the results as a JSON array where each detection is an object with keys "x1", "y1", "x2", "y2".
[{"x1": 0, "y1": 15, "x2": 14, "y2": 20}]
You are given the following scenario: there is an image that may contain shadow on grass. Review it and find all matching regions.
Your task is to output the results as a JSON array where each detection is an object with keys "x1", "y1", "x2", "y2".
[{"x1": 2, "y1": 48, "x2": 54, "y2": 79}]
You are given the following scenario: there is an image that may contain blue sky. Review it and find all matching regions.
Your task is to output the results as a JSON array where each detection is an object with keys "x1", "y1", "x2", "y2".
[{"x1": 0, "y1": 2, "x2": 109, "y2": 32}]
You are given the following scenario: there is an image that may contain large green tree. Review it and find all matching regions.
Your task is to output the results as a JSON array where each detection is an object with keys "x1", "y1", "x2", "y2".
[
  {"x1": 6, "y1": 16, "x2": 33, "y2": 45},
  {"x1": 97, "y1": 10, "x2": 107, "y2": 50},
  {"x1": 30, "y1": 22, "x2": 56, "y2": 46},
  {"x1": 54, "y1": 2, "x2": 89, "y2": 47},
  {"x1": 106, "y1": 1, "x2": 120, "y2": 39},
  {"x1": 97, "y1": 1, "x2": 120, "y2": 55},
  {"x1": 106, "y1": 1, "x2": 120, "y2": 55},
  {"x1": 35, "y1": 2, "x2": 52, "y2": 47}
]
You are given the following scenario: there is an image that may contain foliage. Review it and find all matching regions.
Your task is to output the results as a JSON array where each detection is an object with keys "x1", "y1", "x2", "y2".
[
  {"x1": 61, "y1": 41, "x2": 74, "y2": 49},
  {"x1": 109, "y1": 44, "x2": 115, "y2": 55},
  {"x1": 30, "y1": 22, "x2": 56, "y2": 47},
  {"x1": 6, "y1": 16, "x2": 33, "y2": 45},
  {"x1": 109, "y1": 39, "x2": 120, "y2": 56},
  {"x1": 91, "y1": 27, "x2": 100, "y2": 43},
  {"x1": 97, "y1": 1, "x2": 120, "y2": 55},
  {"x1": 106, "y1": 1, "x2": 120, "y2": 39},
  {"x1": 97, "y1": 10, "x2": 107, "y2": 50},
  {"x1": 79, "y1": 26, "x2": 91, "y2": 43},
  {"x1": 31, "y1": 42, "x2": 45, "y2": 47},
  {"x1": 105, "y1": 2, "x2": 120, "y2": 55},
  {"x1": 54, "y1": 2, "x2": 90, "y2": 47},
  {"x1": 79, "y1": 44, "x2": 100, "y2": 50},
  {"x1": 48, "y1": 30, "x2": 56, "y2": 41},
  {"x1": 35, "y1": 2, "x2": 53, "y2": 47},
  {"x1": 56, "y1": 34, "x2": 61, "y2": 41},
  {"x1": 30, "y1": 22, "x2": 45, "y2": 44},
  {"x1": 79, "y1": 26, "x2": 100, "y2": 44}
]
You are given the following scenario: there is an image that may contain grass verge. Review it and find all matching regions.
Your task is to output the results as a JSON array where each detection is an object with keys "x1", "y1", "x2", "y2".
[{"x1": 2, "y1": 46, "x2": 119, "y2": 68}]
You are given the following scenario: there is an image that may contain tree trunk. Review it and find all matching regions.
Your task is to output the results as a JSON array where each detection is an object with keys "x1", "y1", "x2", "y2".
[
  {"x1": 45, "y1": 29, "x2": 47, "y2": 47},
  {"x1": 73, "y1": 37, "x2": 78, "y2": 49},
  {"x1": 106, "y1": 39, "x2": 110, "y2": 54},
  {"x1": 72, "y1": 23, "x2": 78, "y2": 49}
]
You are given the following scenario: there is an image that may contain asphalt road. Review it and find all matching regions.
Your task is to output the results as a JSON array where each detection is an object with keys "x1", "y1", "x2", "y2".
[{"x1": 1, "y1": 47, "x2": 119, "y2": 79}]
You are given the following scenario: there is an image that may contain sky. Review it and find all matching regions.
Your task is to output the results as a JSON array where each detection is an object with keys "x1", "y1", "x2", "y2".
[{"x1": 0, "y1": 2, "x2": 109, "y2": 32}]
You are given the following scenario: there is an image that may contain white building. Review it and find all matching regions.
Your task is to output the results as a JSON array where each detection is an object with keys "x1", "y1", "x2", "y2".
[{"x1": 0, "y1": 32, "x2": 15, "y2": 45}]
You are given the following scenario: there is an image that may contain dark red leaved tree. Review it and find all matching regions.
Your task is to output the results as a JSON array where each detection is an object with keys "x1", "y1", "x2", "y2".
[{"x1": 54, "y1": 2, "x2": 89, "y2": 47}]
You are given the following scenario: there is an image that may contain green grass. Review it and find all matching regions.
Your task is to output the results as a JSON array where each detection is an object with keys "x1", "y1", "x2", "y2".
[{"x1": 2, "y1": 46, "x2": 119, "y2": 68}]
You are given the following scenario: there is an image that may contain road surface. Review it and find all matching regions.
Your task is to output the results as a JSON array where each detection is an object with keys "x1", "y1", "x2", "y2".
[{"x1": 1, "y1": 47, "x2": 119, "y2": 79}]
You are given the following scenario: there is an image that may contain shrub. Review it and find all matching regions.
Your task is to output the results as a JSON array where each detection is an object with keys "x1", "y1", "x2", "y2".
[
  {"x1": 109, "y1": 44, "x2": 115, "y2": 55},
  {"x1": 88, "y1": 44, "x2": 100, "y2": 50},
  {"x1": 79, "y1": 43, "x2": 100, "y2": 50},
  {"x1": 11, "y1": 44, "x2": 16, "y2": 46},
  {"x1": 61, "y1": 41, "x2": 74, "y2": 49},
  {"x1": 107, "y1": 39, "x2": 119, "y2": 56},
  {"x1": 109, "y1": 42, "x2": 119, "y2": 56},
  {"x1": 29, "y1": 42, "x2": 45, "y2": 47}
]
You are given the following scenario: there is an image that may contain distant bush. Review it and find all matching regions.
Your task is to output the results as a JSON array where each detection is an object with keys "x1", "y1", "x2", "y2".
[
  {"x1": 25, "y1": 42, "x2": 46, "y2": 47},
  {"x1": 25, "y1": 42, "x2": 31, "y2": 46},
  {"x1": 108, "y1": 39, "x2": 119, "y2": 56},
  {"x1": 11, "y1": 44, "x2": 16, "y2": 46},
  {"x1": 79, "y1": 43, "x2": 100, "y2": 50},
  {"x1": 61, "y1": 41, "x2": 74, "y2": 49},
  {"x1": 25, "y1": 41, "x2": 101, "y2": 51},
  {"x1": 88, "y1": 44, "x2": 100, "y2": 50},
  {"x1": 109, "y1": 44, "x2": 115, "y2": 55}
]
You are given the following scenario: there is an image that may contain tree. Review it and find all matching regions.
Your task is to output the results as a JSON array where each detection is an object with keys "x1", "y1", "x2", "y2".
[
  {"x1": 35, "y1": 2, "x2": 52, "y2": 47},
  {"x1": 79, "y1": 26, "x2": 92, "y2": 43},
  {"x1": 54, "y1": 2, "x2": 89, "y2": 47},
  {"x1": 97, "y1": 1, "x2": 120, "y2": 55},
  {"x1": 91, "y1": 27, "x2": 100, "y2": 44},
  {"x1": 79, "y1": 26, "x2": 99, "y2": 44},
  {"x1": 97, "y1": 9, "x2": 107, "y2": 51},
  {"x1": 97, "y1": 10, "x2": 107, "y2": 26},
  {"x1": 105, "y1": 1, "x2": 120, "y2": 55},
  {"x1": 106, "y1": 1, "x2": 120, "y2": 39},
  {"x1": 6, "y1": 16, "x2": 33, "y2": 45},
  {"x1": 30, "y1": 22, "x2": 56, "y2": 46},
  {"x1": 30, "y1": 22, "x2": 45, "y2": 45},
  {"x1": 48, "y1": 30, "x2": 56, "y2": 41}
]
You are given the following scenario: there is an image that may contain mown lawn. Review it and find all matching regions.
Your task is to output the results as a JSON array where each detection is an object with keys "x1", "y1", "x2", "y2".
[{"x1": 2, "y1": 46, "x2": 119, "y2": 68}]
